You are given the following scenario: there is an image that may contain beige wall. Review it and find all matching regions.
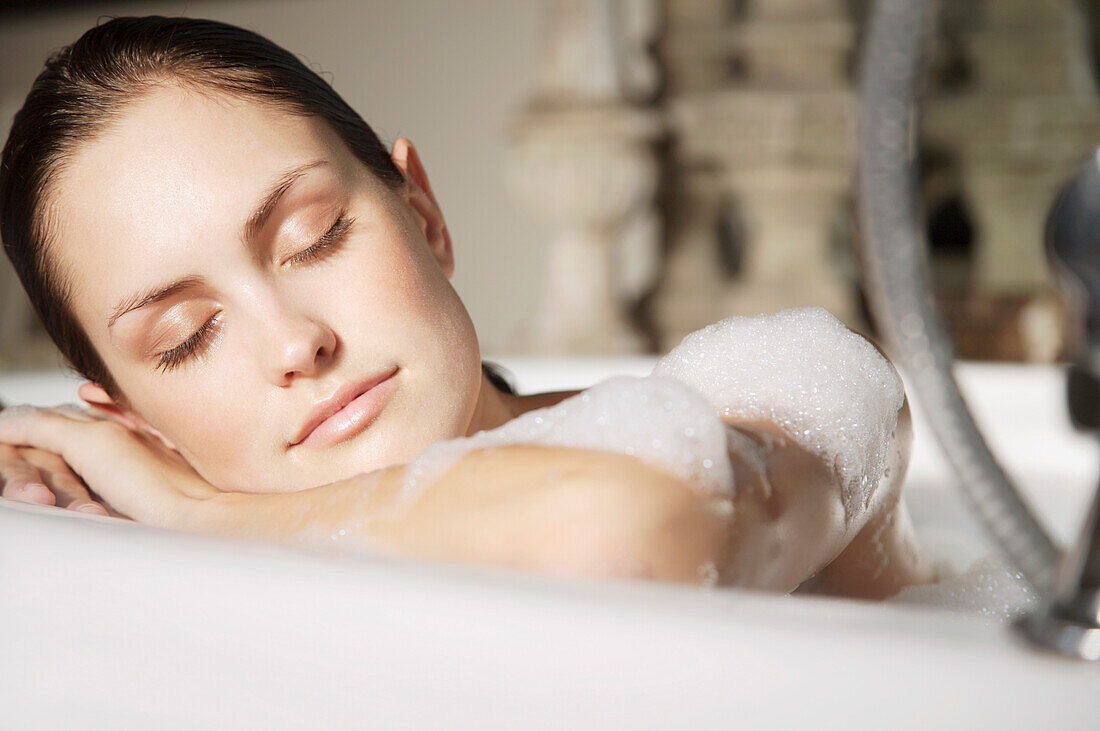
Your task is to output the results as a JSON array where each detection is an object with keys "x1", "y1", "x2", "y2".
[{"x1": 0, "y1": 0, "x2": 543, "y2": 355}]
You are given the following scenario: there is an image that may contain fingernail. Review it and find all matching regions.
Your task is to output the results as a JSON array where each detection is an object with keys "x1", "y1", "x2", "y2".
[
  {"x1": 76, "y1": 503, "x2": 108, "y2": 515},
  {"x1": 16, "y1": 483, "x2": 54, "y2": 505},
  {"x1": 18, "y1": 482, "x2": 49, "y2": 496}
]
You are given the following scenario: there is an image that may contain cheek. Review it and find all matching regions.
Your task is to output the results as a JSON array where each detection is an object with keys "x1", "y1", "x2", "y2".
[
  {"x1": 341, "y1": 240, "x2": 482, "y2": 430},
  {"x1": 392, "y1": 253, "x2": 479, "y2": 374},
  {"x1": 334, "y1": 228, "x2": 477, "y2": 362},
  {"x1": 123, "y1": 364, "x2": 266, "y2": 488},
  {"x1": 407, "y1": 281, "x2": 483, "y2": 435}
]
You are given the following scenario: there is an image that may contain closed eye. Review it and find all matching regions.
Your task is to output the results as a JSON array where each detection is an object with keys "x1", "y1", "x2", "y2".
[
  {"x1": 153, "y1": 213, "x2": 351, "y2": 373},
  {"x1": 285, "y1": 212, "x2": 353, "y2": 267},
  {"x1": 156, "y1": 312, "x2": 222, "y2": 372}
]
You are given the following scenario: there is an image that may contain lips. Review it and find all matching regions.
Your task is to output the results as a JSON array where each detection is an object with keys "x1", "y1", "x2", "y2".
[{"x1": 290, "y1": 366, "x2": 399, "y2": 449}]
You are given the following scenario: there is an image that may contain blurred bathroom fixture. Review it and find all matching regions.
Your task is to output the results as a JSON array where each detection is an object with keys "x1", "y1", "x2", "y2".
[
  {"x1": 922, "y1": 1, "x2": 1100, "y2": 295},
  {"x1": 859, "y1": 0, "x2": 1100, "y2": 660},
  {"x1": 1017, "y1": 150, "x2": 1100, "y2": 659},
  {"x1": 506, "y1": 0, "x2": 1100, "y2": 359},
  {"x1": 506, "y1": 0, "x2": 662, "y2": 354},
  {"x1": 936, "y1": 291, "x2": 1066, "y2": 363},
  {"x1": 651, "y1": 0, "x2": 1100, "y2": 358},
  {"x1": 858, "y1": 0, "x2": 1057, "y2": 604},
  {"x1": 919, "y1": 0, "x2": 1100, "y2": 362},
  {"x1": 652, "y1": 0, "x2": 861, "y2": 349}
]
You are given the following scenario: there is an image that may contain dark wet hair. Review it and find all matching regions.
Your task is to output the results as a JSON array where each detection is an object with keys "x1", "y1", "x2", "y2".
[{"x1": 1, "y1": 15, "x2": 513, "y2": 397}]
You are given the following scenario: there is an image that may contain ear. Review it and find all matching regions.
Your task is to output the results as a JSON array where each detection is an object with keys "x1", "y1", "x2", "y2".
[
  {"x1": 78, "y1": 382, "x2": 178, "y2": 451},
  {"x1": 390, "y1": 138, "x2": 454, "y2": 278}
]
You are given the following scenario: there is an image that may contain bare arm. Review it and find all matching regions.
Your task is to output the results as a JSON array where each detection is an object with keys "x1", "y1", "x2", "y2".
[
  {"x1": 719, "y1": 398, "x2": 933, "y2": 597},
  {"x1": 180, "y1": 445, "x2": 731, "y2": 582}
]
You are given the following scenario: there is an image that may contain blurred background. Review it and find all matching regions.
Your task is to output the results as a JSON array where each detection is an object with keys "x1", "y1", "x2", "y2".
[{"x1": 1, "y1": 0, "x2": 1098, "y2": 373}]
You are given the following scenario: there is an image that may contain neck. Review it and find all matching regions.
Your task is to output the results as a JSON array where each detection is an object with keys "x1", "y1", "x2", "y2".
[
  {"x1": 465, "y1": 371, "x2": 521, "y2": 436},
  {"x1": 464, "y1": 371, "x2": 583, "y2": 437}
]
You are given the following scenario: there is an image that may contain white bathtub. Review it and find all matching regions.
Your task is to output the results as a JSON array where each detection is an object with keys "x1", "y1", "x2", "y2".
[{"x1": 1, "y1": 358, "x2": 1098, "y2": 729}]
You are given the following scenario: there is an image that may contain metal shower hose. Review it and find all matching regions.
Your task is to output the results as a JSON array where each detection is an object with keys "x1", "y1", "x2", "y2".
[{"x1": 856, "y1": 0, "x2": 1061, "y2": 590}]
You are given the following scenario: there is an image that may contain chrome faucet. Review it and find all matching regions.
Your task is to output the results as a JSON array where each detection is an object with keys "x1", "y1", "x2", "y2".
[
  {"x1": 1015, "y1": 152, "x2": 1100, "y2": 660},
  {"x1": 856, "y1": 0, "x2": 1100, "y2": 660}
]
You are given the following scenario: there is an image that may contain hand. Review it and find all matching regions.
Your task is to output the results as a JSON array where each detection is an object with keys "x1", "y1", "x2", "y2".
[
  {"x1": 0, "y1": 442, "x2": 110, "y2": 516},
  {"x1": 0, "y1": 404, "x2": 219, "y2": 527}
]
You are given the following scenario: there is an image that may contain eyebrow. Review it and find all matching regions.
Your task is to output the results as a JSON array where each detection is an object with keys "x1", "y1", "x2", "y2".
[
  {"x1": 107, "y1": 159, "x2": 328, "y2": 328},
  {"x1": 243, "y1": 159, "x2": 328, "y2": 245},
  {"x1": 107, "y1": 276, "x2": 204, "y2": 327}
]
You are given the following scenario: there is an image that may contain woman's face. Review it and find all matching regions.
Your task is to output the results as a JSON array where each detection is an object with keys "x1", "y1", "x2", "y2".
[{"x1": 46, "y1": 84, "x2": 485, "y2": 492}]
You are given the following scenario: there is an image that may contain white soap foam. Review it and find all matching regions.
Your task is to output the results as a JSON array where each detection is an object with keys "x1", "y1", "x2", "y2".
[
  {"x1": 890, "y1": 502, "x2": 1039, "y2": 620},
  {"x1": 653, "y1": 307, "x2": 904, "y2": 516},
  {"x1": 891, "y1": 557, "x2": 1039, "y2": 621},
  {"x1": 396, "y1": 375, "x2": 735, "y2": 511}
]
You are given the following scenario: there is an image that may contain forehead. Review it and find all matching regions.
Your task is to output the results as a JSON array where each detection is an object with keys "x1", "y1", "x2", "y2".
[{"x1": 45, "y1": 84, "x2": 358, "y2": 315}]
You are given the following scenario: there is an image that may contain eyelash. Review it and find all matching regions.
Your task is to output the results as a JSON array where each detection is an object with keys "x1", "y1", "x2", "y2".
[
  {"x1": 156, "y1": 313, "x2": 221, "y2": 373},
  {"x1": 155, "y1": 212, "x2": 353, "y2": 372},
  {"x1": 284, "y1": 212, "x2": 353, "y2": 267}
]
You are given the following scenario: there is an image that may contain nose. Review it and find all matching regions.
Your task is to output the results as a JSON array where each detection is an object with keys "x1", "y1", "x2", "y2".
[{"x1": 259, "y1": 302, "x2": 338, "y2": 387}]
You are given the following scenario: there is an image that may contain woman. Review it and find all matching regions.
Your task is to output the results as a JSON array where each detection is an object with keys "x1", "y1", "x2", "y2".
[{"x1": 0, "y1": 16, "x2": 932, "y2": 596}]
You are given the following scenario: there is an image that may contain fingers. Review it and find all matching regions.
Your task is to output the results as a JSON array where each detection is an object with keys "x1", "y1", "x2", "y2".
[
  {"x1": 0, "y1": 404, "x2": 119, "y2": 474},
  {"x1": 0, "y1": 405, "x2": 163, "y2": 525},
  {"x1": 0, "y1": 441, "x2": 110, "y2": 515},
  {"x1": 0, "y1": 443, "x2": 57, "y2": 506},
  {"x1": 0, "y1": 405, "x2": 114, "y2": 516},
  {"x1": 0, "y1": 403, "x2": 213, "y2": 527},
  {"x1": 19, "y1": 447, "x2": 108, "y2": 515}
]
